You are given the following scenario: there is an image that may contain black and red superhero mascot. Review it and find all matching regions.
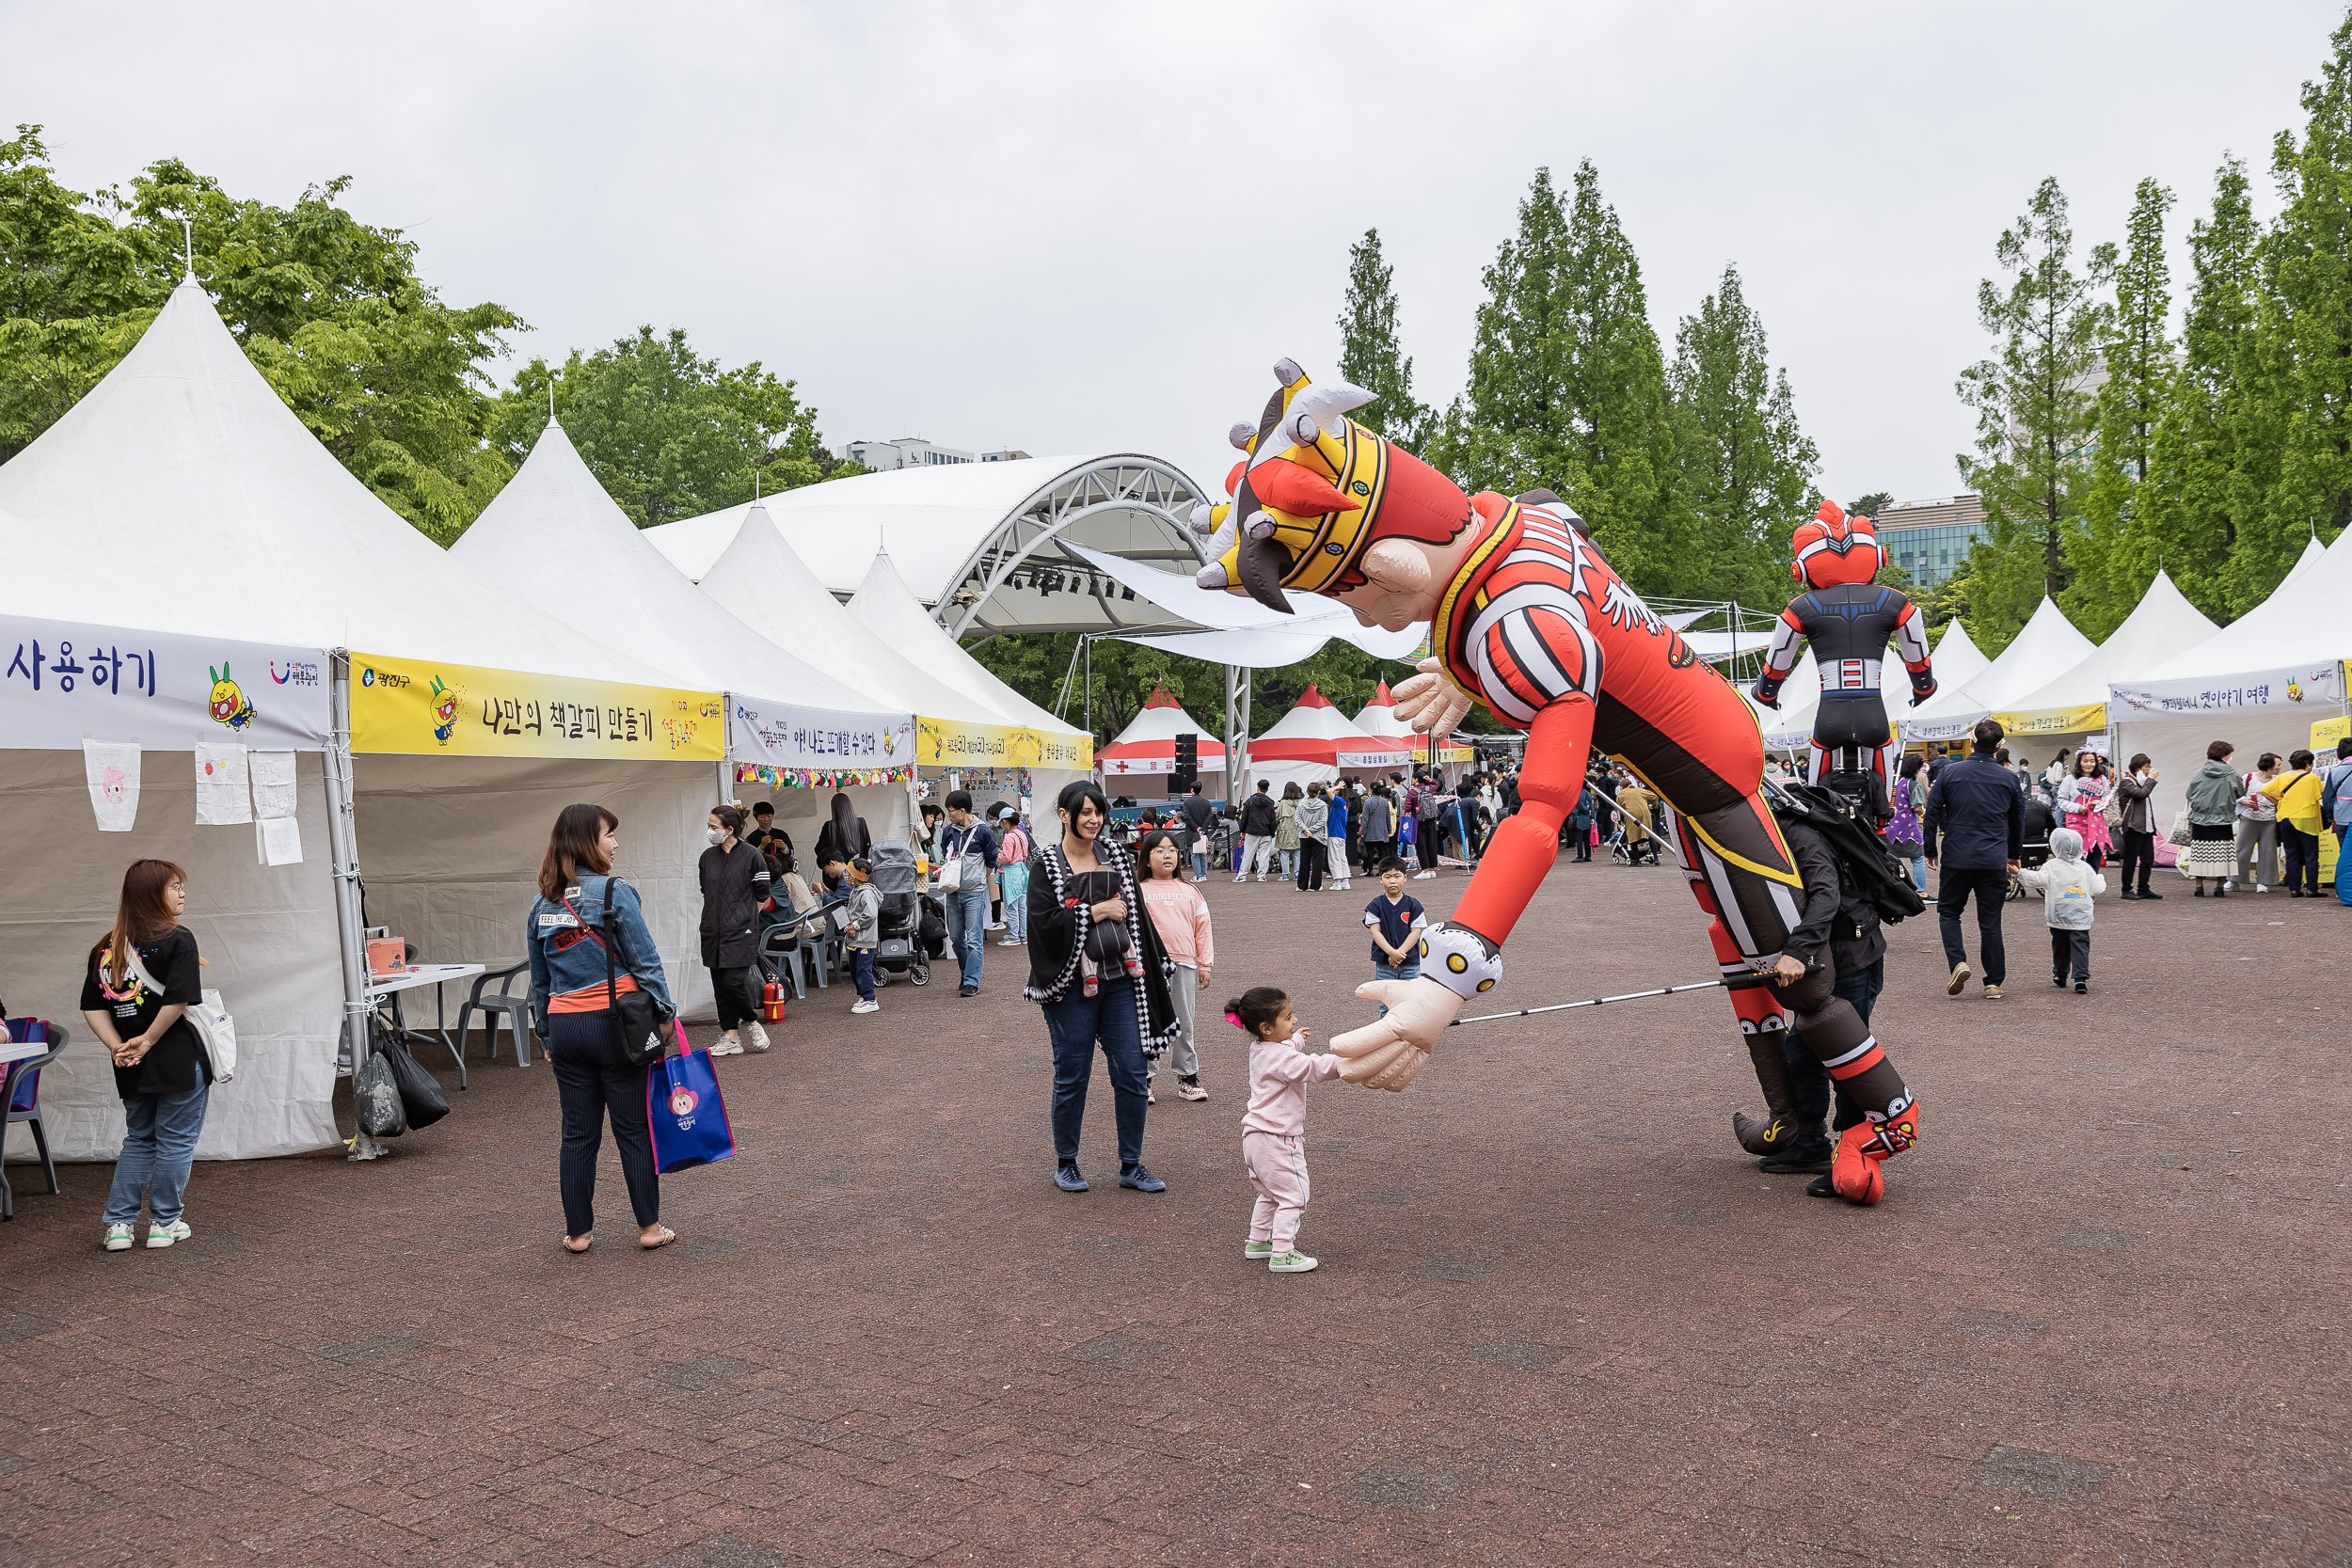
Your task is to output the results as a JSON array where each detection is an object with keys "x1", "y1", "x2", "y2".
[
  {"x1": 1187, "y1": 360, "x2": 1921, "y2": 1205},
  {"x1": 1751, "y1": 501, "x2": 1936, "y2": 814}
]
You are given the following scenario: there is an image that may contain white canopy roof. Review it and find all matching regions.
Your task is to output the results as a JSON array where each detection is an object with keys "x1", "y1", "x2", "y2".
[
  {"x1": 845, "y1": 551, "x2": 1084, "y2": 739},
  {"x1": 1903, "y1": 599, "x2": 2090, "y2": 738},
  {"x1": 0, "y1": 277, "x2": 664, "y2": 683},
  {"x1": 695, "y1": 502, "x2": 1012, "y2": 725},
  {"x1": 1998, "y1": 571, "x2": 2218, "y2": 725},
  {"x1": 450, "y1": 422, "x2": 883, "y2": 712},
  {"x1": 2277, "y1": 533, "x2": 2328, "y2": 594},
  {"x1": 1355, "y1": 681, "x2": 1414, "y2": 739},
  {"x1": 2135, "y1": 531, "x2": 2352, "y2": 684}
]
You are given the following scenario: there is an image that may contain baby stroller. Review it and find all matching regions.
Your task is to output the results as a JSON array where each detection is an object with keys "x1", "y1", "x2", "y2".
[{"x1": 865, "y1": 841, "x2": 931, "y2": 987}]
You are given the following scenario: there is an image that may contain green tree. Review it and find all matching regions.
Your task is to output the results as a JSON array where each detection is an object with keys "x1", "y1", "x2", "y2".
[
  {"x1": 485, "y1": 327, "x2": 848, "y2": 531},
  {"x1": 1955, "y1": 176, "x2": 2107, "y2": 651},
  {"x1": 2070, "y1": 177, "x2": 2176, "y2": 636},
  {"x1": 1335, "y1": 228, "x2": 1428, "y2": 446},
  {"x1": 2254, "y1": 10, "x2": 2352, "y2": 601},
  {"x1": 0, "y1": 126, "x2": 523, "y2": 540},
  {"x1": 1444, "y1": 163, "x2": 1692, "y2": 594},
  {"x1": 1846, "y1": 491, "x2": 1894, "y2": 519},
  {"x1": 2140, "y1": 158, "x2": 2274, "y2": 621},
  {"x1": 1665, "y1": 263, "x2": 1820, "y2": 607}
]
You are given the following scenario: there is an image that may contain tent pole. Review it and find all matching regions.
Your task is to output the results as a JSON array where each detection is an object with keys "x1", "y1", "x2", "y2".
[{"x1": 326, "y1": 653, "x2": 385, "y2": 1162}]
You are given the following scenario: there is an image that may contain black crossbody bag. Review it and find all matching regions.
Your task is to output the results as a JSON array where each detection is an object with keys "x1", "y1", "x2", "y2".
[{"x1": 564, "y1": 878, "x2": 674, "y2": 1068}]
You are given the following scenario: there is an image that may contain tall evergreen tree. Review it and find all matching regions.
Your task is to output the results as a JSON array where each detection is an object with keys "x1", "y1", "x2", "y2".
[
  {"x1": 1954, "y1": 177, "x2": 2107, "y2": 650},
  {"x1": 2139, "y1": 158, "x2": 2273, "y2": 621},
  {"x1": 1449, "y1": 162, "x2": 1690, "y2": 594},
  {"x1": 2255, "y1": 10, "x2": 2352, "y2": 603},
  {"x1": 1334, "y1": 228, "x2": 1427, "y2": 446},
  {"x1": 2069, "y1": 177, "x2": 2175, "y2": 637},
  {"x1": 1666, "y1": 263, "x2": 1820, "y2": 606}
]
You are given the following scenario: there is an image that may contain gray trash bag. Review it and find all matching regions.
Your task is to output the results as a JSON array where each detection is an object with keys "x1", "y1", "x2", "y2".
[{"x1": 354, "y1": 1048, "x2": 407, "y2": 1138}]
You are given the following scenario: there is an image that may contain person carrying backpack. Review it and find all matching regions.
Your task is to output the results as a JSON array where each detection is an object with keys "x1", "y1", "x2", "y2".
[{"x1": 2321, "y1": 738, "x2": 2352, "y2": 906}]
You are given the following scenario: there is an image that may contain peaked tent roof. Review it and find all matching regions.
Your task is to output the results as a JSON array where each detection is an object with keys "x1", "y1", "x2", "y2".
[
  {"x1": 696, "y1": 502, "x2": 1013, "y2": 724},
  {"x1": 1903, "y1": 599, "x2": 2090, "y2": 737},
  {"x1": 0, "y1": 277, "x2": 665, "y2": 682},
  {"x1": 1998, "y1": 571, "x2": 2219, "y2": 727},
  {"x1": 450, "y1": 423, "x2": 885, "y2": 712},
  {"x1": 1100, "y1": 686, "x2": 1227, "y2": 775},
  {"x1": 2135, "y1": 528, "x2": 2352, "y2": 684},
  {"x1": 844, "y1": 552, "x2": 1084, "y2": 740},
  {"x1": 2278, "y1": 533, "x2": 2328, "y2": 593},
  {"x1": 1354, "y1": 681, "x2": 1415, "y2": 739},
  {"x1": 1252, "y1": 685, "x2": 1410, "y2": 763}
]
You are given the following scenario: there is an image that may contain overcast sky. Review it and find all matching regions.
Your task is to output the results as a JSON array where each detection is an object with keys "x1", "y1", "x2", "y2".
[{"x1": 5, "y1": 2, "x2": 2342, "y2": 514}]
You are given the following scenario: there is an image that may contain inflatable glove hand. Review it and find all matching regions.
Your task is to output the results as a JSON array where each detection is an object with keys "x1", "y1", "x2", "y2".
[
  {"x1": 1392, "y1": 657, "x2": 1473, "y2": 742},
  {"x1": 1328, "y1": 925, "x2": 1499, "y2": 1092}
]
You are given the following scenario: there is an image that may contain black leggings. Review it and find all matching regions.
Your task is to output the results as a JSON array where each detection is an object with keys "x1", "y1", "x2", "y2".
[
  {"x1": 1416, "y1": 826, "x2": 1439, "y2": 870},
  {"x1": 546, "y1": 1012, "x2": 660, "y2": 1237},
  {"x1": 2118, "y1": 828, "x2": 2156, "y2": 893},
  {"x1": 1295, "y1": 838, "x2": 1326, "y2": 891},
  {"x1": 709, "y1": 965, "x2": 758, "y2": 1031}
]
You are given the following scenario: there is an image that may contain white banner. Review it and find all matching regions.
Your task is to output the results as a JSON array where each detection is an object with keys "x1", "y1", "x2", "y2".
[
  {"x1": 2107, "y1": 661, "x2": 2345, "y2": 719},
  {"x1": 3, "y1": 612, "x2": 332, "y2": 752},
  {"x1": 1336, "y1": 749, "x2": 1412, "y2": 768},
  {"x1": 1902, "y1": 707, "x2": 1991, "y2": 744},
  {"x1": 725, "y1": 693, "x2": 914, "y2": 770}
]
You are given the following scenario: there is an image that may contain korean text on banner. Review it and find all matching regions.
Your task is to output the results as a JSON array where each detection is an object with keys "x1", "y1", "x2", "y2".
[
  {"x1": 1994, "y1": 701, "x2": 2109, "y2": 736},
  {"x1": 347, "y1": 652, "x2": 723, "y2": 760},
  {"x1": 727, "y1": 696, "x2": 914, "y2": 770},
  {"x1": 915, "y1": 715, "x2": 1092, "y2": 770},
  {"x1": 2108, "y1": 661, "x2": 2345, "y2": 719},
  {"x1": 3, "y1": 612, "x2": 331, "y2": 752}
]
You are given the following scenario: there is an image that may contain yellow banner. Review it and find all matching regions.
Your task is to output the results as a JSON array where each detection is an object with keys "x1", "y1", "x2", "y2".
[
  {"x1": 915, "y1": 713, "x2": 1092, "y2": 770},
  {"x1": 349, "y1": 652, "x2": 723, "y2": 760},
  {"x1": 1994, "y1": 701, "x2": 2108, "y2": 736},
  {"x1": 2314, "y1": 713, "x2": 2350, "y2": 752},
  {"x1": 1436, "y1": 743, "x2": 1474, "y2": 762}
]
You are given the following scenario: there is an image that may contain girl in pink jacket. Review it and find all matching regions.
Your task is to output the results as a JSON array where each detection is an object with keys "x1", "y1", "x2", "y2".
[{"x1": 1226, "y1": 986, "x2": 1342, "y2": 1274}]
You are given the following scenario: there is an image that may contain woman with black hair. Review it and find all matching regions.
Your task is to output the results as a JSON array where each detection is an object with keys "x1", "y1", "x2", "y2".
[
  {"x1": 82, "y1": 859, "x2": 210, "y2": 1252},
  {"x1": 1025, "y1": 779, "x2": 1180, "y2": 1194},
  {"x1": 700, "y1": 804, "x2": 773, "y2": 1056}
]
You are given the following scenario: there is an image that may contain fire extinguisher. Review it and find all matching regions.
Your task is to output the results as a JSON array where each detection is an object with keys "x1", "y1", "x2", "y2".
[{"x1": 759, "y1": 979, "x2": 787, "y2": 1022}]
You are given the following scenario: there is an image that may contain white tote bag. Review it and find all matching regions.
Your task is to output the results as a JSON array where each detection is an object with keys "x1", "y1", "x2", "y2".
[{"x1": 124, "y1": 947, "x2": 237, "y2": 1085}]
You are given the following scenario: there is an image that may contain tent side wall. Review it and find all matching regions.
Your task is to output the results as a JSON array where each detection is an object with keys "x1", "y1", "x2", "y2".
[
  {"x1": 2, "y1": 751, "x2": 342, "y2": 1164},
  {"x1": 2111, "y1": 712, "x2": 2334, "y2": 835}
]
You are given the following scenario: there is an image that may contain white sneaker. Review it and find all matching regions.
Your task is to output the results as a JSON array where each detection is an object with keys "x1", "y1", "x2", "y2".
[
  {"x1": 2256, "y1": 882, "x2": 2269, "y2": 893},
  {"x1": 146, "y1": 1218, "x2": 191, "y2": 1249},
  {"x1": 1412, "y1": 870, "x2": 1437, "y2": 880},
  {"x1": 1254, "y1": 875, "x2": 1265, "y2": 882},
  {"x1": 1232, "y1": 874, "x2": 1248, "y2": 883},
  {"x1": 996, "y1": 936, "x2": 1022, "y2": 946},
  {"x1": 709, "y1": 1037, "x2": 745, "y2": 1057},
  {"x1": 103, "y1": 1222, "x2": 135, "y2": 1252},
  {"x1": 850, "y1": 999, "x2": 880, "y2": 1015},
  {"x1": 744, "y1": 1022, "x2": 771, "y2": 1053}
]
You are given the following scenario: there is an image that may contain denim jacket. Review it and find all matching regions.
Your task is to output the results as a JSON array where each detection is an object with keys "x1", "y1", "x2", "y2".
[{"x1": 526, "y1": 872, "x2": 674, "y2": 1027}]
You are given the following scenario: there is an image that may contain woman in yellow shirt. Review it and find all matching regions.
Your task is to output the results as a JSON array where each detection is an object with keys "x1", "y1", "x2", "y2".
[{"x1": 2262, "y1": 748, "x2": 2326, "y2": 896}]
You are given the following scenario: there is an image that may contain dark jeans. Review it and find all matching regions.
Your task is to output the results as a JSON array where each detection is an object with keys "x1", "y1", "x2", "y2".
[
  {"x1": 2050, "y1": 927, "x2": 2090, "y2": 983},
  {"x1": 1295, "y1": 838, "x2": 1326, "y2": 891},
  {"x1": 1783, "y1": 958, "x2": 1883, "y2": 1161},
  {"x1": 2118, "y1": 828, "x2": 2157, "y2": 894},
  {"x1": 851, "y1": 947, "x2": 876, "y2": 1001},
  {"x1": 546, "y1": 1011, "x2": 660, "y2": 1237},
  {"x1": 1571, "y1": 823, "x2": 1593, "y2": 861},
  {"x1": 709, "y1": 964, "x2": 756, "y2": 1031},
  {"x1": 2280, "y1": 823, "x2": 2321, "y2": 894},
  {"x1": 1042, "y1": 975, "x2": 1148, "y2": 1167},
  {"x1": 1937, "y1": 865, "x2": 2008, "y2": 985}
]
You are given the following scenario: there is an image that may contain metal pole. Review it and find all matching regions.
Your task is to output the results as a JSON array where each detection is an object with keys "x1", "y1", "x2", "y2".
[
  {"x1": 1083, "y1": 634, "x2": 1092, "y2": 744},
  {"x1": 1450, "y1": 977, "x2": 1730, "y2": 1026},
  {"x1": 325, "y1": 653, "x2": 385, "y2": 1160}
]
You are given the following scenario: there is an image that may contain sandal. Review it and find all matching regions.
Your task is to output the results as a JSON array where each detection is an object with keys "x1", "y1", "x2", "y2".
[
  {"x1": 639, "y1": 1226, "x2": 677, "y2": 1250},
  {"x1": 563, "y1": 1234, "x2": 593, "y2": 1254}
]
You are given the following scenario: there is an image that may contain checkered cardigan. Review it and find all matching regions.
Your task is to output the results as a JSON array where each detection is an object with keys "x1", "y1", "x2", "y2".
[{"x1": 1022, "y1": 835, "x2": 1180, "y2": 1058}]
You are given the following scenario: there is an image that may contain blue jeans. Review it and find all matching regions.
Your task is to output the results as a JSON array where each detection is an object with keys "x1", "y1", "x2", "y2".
[
  {"x1": 1374, "y1": 957, "x2": 1421, "y2": 1018},
  {"x1": 1002, "y1": 864, "x2": 1030, "y2": 942},
  {"x1": 103, "y1": 1079, "x2": 210, "y2": 1226},
  {"x1": 1191, "y1": 847, "x2": 1210, "y2": 879},
  {"x1": 1041, "y1": 976, "x2": 1148, "y2": 1167},
  {"x1": 1279, "y1": 847, "x2": 1298, "y2": 879},
  {"x1": 2338, "y1": 829, "x2": 2351, "y2": 905},
  {"x1": 1782, "y1": 957, "x2": 1883, "y2": 1162},
  {"x1": 944, "y1": 885, "x2": 987, "y2": 988},
  {"x1": 850, "y1": 947, "x2": 876, "y2": 1001}
]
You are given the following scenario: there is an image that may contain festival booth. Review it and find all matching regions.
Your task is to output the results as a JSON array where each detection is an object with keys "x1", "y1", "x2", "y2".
[
  {"x1": 1351, "y1": 680, "x2": 1470, "y2": 782},
  {"x1": 1901, "y1": 599, "x2": 2092, "y2": 752},
  {"x1": 845, "y1": 550, "x2": 1094, "y2": 816},
  {"x1": 2113, "y1": 530, "x2": 2352, "y2": 828},
  {"x1": 1994, "y1": 571, "x2": 2219, "y2": 759},
  {"x1": 0, "y1": 276, "x2": 702, "y2": 1162},
  {"x1": 1099, "y1": 686, "x2": 1226, "y2": 787},
  {"x1": 1247, "y1": 685, "x2": 1412, "y2": 795}
]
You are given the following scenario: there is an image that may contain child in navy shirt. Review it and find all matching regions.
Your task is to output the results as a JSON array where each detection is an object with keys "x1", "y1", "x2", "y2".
[{"x1": 1363, "y1": 857, "x2": 1427, "y2": 1019}]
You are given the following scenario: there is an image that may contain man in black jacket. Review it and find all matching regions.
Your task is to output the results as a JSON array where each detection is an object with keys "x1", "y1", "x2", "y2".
[
  {"x1": 1178, "y1": 783, "x2": 1220, "y2": 879},
  {"x1": 1234, "y1": 780, "x2": 1279, "y2": 881},
  {"x1": 1924, "y1": 718, "x2": 2024, "y2": 999}
]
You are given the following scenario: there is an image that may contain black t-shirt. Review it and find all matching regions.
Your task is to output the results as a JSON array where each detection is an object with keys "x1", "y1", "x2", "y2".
[{"x1": 80, "y1": 927, "x2": 207, "y2": 1099}]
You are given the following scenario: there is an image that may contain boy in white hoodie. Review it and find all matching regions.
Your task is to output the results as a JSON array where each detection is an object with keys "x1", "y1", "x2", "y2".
[
  {"x1": 2017, "y1": 826, "x2": 2105, "y2": 992},
  {"x1": 1226, "y1": 986, "x2": 1343, "y2": 1274}
]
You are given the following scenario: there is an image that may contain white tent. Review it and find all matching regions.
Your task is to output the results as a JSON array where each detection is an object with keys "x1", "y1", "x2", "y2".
[
  {"x1": 1902, "y1": 599, "x2": 2092, "y2": 743},
  {"x1": 1248, "y1": 685, "x2": 1410, "y2": 794},
  {"x1": 1996, "y1": 571, "x2": 2219, "y2": 746},
  {"x1": 1100, "y1": 686, "x2": 1226, "y2": 782},
  {"x1": 2277, "y1": 533, "x2": 2328, "y2": 594},
  {"x1": 1351, "y1": 681, "x2": 1438, "y2": 773}
]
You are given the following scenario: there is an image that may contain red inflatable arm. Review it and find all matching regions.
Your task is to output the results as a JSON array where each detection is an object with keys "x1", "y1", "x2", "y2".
[{"x1": 1450, "y1": 693, "x2": 1596, "y2": 946}]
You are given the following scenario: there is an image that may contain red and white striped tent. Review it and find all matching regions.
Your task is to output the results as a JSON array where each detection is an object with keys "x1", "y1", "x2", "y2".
[
  {"x1": 1099, "y1": 685, "x2": 1226, "y2": 781},
  {"x1": 1353, "y1": 680, "x2": 1475, "y2": 780},
  {"x1": 1248, "y1": 684, "x2": 1412, "y2": 793}
]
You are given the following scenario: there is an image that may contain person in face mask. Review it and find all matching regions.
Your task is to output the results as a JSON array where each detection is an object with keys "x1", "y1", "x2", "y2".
[{"x1": 699, "y1": 804, "x2": 773, "y2": 1055}]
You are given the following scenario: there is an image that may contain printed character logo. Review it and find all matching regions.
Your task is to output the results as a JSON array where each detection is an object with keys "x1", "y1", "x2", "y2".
[
  {"x1": 429, "y1": 675, "x2": 461, "y2": 745},
  {"x1": 669, "y1": 1085, "x2": 699, "y2": 1117},
  {"x1": 99, "y1": 766, "x2": 128, "y2": 804},
  {"x1": 882, "y1": 726, "x2": 896, "y2": 757},
  {"x1": 207, "y1": 664, "x2": 256, "y2": 731},
  {"x1": 2287, "y1": 678, "x2": 2305, "y2": 703}
]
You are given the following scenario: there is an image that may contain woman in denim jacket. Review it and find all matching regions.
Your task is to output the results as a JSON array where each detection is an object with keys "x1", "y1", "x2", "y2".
[{"x1": 526, "y1": 802, "x2": 676, "y2": 1254}]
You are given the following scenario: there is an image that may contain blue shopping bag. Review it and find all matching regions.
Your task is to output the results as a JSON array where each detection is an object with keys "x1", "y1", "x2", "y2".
[{"x1": 646, "y1": 1024, "x2": 736, "y2": 1173}]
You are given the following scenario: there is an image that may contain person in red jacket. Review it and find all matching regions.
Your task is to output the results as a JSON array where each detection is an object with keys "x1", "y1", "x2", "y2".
[{"x1": 1187, "y1": 359, "x2": 1920, "y2": 1203}]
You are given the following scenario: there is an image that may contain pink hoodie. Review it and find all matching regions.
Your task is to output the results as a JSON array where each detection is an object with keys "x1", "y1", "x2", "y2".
[{"x1": 1243, "y1": 1029, "x2": 1343, "y2": 1136}]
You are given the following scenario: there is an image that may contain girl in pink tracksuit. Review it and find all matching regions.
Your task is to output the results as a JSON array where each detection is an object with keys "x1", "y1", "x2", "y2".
[{"x1": 1225, "y1": 986, "x2": 1341, "y2": 1274}]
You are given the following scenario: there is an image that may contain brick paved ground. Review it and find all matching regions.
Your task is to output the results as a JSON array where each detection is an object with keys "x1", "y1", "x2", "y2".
[{"x1": 3, "y1": 857, "x2": 2347, "y2": 1566}]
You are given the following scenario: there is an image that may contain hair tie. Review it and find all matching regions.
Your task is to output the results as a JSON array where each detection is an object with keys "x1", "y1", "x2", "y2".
[{"x1": 1225, "y1": 1011, "x2": 1245, "y2": 1031}]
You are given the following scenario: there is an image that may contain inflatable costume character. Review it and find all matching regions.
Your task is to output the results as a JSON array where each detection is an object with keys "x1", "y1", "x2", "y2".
[
  {"x1": 1750, "y1": 501, "x2": 1935, "y2": 811},
  {"x1": 1190, "y1": 361, "x2": 1920, "y2": 1202}
]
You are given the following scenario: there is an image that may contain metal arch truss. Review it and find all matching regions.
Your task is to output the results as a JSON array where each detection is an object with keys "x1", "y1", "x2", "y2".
[{"x1": 936, "y1": 457, "x2": 1211, "y2": 641}]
